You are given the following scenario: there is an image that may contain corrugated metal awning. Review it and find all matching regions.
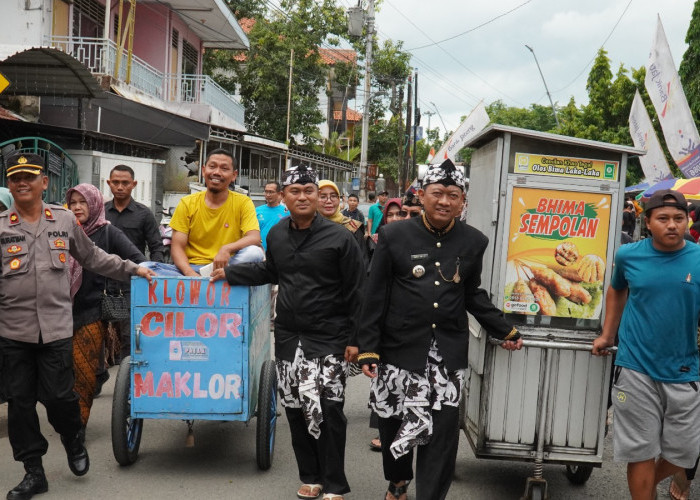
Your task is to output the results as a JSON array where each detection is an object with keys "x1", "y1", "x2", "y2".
[
  {"x1": 0, "y1": 47, "x2": 104, "y2": 98},
  {"x1": 170, "y1": 0, "x2": 250, "y2": 50}
]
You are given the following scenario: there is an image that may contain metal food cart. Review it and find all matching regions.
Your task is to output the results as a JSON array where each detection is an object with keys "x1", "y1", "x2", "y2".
[
  {"x1": 111, "y1": 277, "x2": 276, "y2": 470},
  {"x1": 460, "y1": 125, "x2": 643, "y2": 499}
]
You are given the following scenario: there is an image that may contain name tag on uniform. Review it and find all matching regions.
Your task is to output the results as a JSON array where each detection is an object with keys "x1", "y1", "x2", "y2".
[{"x1": 411, "y1": 253, "x2": 428, "y2": 260}]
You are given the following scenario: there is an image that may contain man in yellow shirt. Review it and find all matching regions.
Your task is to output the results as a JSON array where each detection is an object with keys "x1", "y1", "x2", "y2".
[{"x1": 147, "y1": 149, "x2": 263, "y2": 276}]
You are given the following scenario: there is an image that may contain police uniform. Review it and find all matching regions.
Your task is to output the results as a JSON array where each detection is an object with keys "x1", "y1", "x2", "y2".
[{"x1": 0, "y1": 153, "x2": 141, "y2": 498}]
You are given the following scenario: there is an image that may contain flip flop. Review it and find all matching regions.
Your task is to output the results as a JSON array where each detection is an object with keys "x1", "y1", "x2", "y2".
[
  {"x1": 322, "y1": 495, "x2": 344, "y2": 500},
  {"x1": 297, "y1": 484, "x2": 323, "y2": 499},
  {"x1": 670, "y1": 472, "x2": 691, "y2": 500}
]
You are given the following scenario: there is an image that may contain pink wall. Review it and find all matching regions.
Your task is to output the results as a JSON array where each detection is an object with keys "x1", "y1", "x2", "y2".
[{"x1": 114, "y1": 3, "x2": 202, "y2": 75}]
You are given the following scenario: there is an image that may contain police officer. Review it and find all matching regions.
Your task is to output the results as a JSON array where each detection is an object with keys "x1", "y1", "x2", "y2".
[
  {"x1": 0, "y1": 152, "x2": 154, "y2": 500},
  {"x1": 358, "y1": 159, "x2": 522, "y2": 500}
]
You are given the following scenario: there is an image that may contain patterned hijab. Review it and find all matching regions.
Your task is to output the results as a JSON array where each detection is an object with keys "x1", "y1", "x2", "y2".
[{"x1": 65, "y1": 183, "x2": 111, "y2": 298}]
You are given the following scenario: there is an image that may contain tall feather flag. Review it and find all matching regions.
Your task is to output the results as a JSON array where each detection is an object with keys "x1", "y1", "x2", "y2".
[
  {"x1": 431, "y1": 102, "x2": 490, "y2": 164},
  {"x1": 645, "y1": 15, "x2": 700, "y2": 178},
  {"x1": 628, "y1": 90, "x2": 673, "y2": 183}
]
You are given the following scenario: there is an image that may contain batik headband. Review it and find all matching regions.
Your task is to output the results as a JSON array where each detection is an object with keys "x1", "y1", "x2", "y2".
[
  {"x1": 281, "y1": 165, "x2": 319, "y2": 186},
  {"x1": 422, "y1": 159, "x2": 465, "y2": 190}
]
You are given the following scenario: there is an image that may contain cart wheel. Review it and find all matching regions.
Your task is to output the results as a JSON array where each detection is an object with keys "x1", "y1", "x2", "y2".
[
  {"x1": 111, "y1": 356, "x2": 143, "y2": 466},
  {"x1": 256, "y1": 359, "x2": 277, "y2": 470},
  {"x1": 565, "y1": 464, "x2": 593, "y2": 485}
]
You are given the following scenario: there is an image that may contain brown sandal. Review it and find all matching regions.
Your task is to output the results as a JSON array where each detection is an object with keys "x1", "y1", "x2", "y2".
[{"x1": 385, "y1": 480, "x2": 410, "y2": 500}]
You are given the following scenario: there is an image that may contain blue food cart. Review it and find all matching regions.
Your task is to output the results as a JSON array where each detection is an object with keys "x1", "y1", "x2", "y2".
[{"x1": 111, "y1": 277, "x2": 276, "y2": 470}]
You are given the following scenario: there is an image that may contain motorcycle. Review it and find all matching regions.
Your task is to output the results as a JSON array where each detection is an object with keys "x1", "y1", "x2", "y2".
[{"x1": 159, "y1": 208, "x2": 174, "y2": 263}]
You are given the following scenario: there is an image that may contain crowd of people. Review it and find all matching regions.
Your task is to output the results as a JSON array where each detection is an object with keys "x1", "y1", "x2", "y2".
[{"x1": 3, "y1": 145, "x2": 700, "y2": 500}]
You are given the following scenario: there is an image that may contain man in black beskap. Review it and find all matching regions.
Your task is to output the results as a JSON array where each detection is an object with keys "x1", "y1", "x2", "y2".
[
  {"x1": 211, "y1": 165, "x2": 364, "y2": 500},
  {"x1": 358, "y1": 159, "x2": 522, "y2": 500}
]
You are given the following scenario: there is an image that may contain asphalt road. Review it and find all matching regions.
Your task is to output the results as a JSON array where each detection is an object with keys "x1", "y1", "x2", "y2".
[{"x1": 0, "y1": 367, "x2": 691, "y2": 499}]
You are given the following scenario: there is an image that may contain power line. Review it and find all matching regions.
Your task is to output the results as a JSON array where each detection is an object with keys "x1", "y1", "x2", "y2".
[
  {"x1": 383, "y1": 0, "x2": 525, "y2": 105},
  {"x1": 550, "y1": 0, "x2": 633, "y2": 95},
  {"x1": 407, "y1": 0, "x2": 533, "y2": 51}
]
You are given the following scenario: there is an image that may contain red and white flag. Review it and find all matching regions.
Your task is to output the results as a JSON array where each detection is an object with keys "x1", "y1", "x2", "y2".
[
  {"x1": 645, "y1": 15, "x2": 700, "y2": 178},
  {"x1": 629, "y1": 90, "x2": 673, "y2": 183}
]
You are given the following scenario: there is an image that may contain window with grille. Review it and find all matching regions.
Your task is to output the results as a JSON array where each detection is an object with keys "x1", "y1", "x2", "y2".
[
  {"x1": 172, "y1": 29, "x2": 179, "y2": 48},
  {"x1": 182, "y1": 40, "x2": 198, "y2": 74},
  {"x1": 72, "y1": 0, "x2": 105, "y2": 38}
]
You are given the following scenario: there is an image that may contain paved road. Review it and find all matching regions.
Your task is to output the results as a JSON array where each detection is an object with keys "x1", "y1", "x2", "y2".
[{"x1": 0, "y1": 367, "x2": 691, "y2": 499}]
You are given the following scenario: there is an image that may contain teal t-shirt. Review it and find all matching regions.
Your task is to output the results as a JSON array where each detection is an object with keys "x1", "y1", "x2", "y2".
[
  {"x1": 368, "y1": 203, "x2": 384, "y2": 235},
  {"x1": 612, "y1": 238, "x2": 700, "y2": 383},
  {"x1": 256, "y1": 204, "x2": 288, "y2": 250}
]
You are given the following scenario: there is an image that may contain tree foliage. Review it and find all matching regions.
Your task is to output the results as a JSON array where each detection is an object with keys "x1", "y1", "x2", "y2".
[{"x1": 679, "y1": 0, "x2": 700, "y2": 129}]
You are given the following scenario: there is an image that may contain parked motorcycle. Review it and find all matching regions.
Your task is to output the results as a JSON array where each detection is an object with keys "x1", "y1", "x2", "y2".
[{"x1": 159, "y1": 208, "x2": 174, "y2": 263}]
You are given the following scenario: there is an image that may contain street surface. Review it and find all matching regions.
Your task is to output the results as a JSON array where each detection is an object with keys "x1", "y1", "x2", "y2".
[{"x1": 0, "y1": 366, "x2": 689, "y2": 499}]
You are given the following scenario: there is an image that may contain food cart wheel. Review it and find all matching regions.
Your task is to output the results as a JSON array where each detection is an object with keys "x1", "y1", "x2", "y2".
[
  {"x1": 256, "y1": 359, "x2": 277, "y2": 470},
  {"x1": 530, "y1": 483, "x2": 545, "y2": 500},
  {"x1": 111, "y1": 356, "x2": 143, "y2": 466},
  {"x1": 564, "y1": 464, "x2": 593, "y2": 485}
]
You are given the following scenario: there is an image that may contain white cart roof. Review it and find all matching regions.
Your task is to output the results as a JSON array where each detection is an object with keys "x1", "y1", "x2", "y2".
[{"x1": 465, "y1": 124, "x2": 645, "y2": 157}]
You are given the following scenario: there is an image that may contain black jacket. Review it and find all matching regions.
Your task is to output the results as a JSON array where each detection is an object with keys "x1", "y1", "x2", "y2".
[
  {"x1": 105, "y1": 198, "x2": 165, "y2": 262},
  {"x1": 72, "y1": 224, "x2": 145, "y2": 329},
  {"x1": 358, "y1": 216, "x2": 513, "y2": 372},
  {"x1": 224, "y1": 214, "x2": 364, "y2": 361}
]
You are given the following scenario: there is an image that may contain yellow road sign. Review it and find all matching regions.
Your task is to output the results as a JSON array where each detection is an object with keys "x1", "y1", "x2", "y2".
[{"x1": 0, "y1": 73, "x2": 10, "y2": 94}]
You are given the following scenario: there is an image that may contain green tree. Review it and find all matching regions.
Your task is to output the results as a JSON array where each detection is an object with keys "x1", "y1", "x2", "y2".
[
  {"x1": 205, "y1": 0, "x2": 348, "y2": 143},
  {"x1": 679, "y1": 0, "x2": 700, "y2": 128}
]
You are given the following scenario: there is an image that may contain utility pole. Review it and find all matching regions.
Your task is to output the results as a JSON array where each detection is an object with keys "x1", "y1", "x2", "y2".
[
  {"x1": 285, "y1": 49, "x2": 294, "y2": 166},
  {"x1": 402, "y1": 74, "x2": 413, "y2": 193},
  {"x1": 423, "y1": 110, "x2": 435, "y2": 134},
  {"x1": 359, "y1": 0, "x2": 374, "y2": 201},
  {"x1": 525, "y1": 44, "x2": 560, "y2": 128},
  {"x1": 411, "y1": 69, "x2": 419, "y2": 181}
]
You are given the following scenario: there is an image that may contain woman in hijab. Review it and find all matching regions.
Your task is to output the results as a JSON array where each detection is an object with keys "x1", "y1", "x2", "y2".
[
  {"x1": 318, "y1": 180, "x2": 366, "y2": 252},
  {"x1": 66, "y1": 183, "x2": 145, "y2": 439},
  {"x1": 0, "y1": 187, "x2": 13, "y2": 211}
]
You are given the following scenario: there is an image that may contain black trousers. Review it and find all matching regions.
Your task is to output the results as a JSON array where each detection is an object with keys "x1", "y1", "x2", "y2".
[
  {"x1": 285, "y1": 399, "x2": 350, "y2": 495},
  {"x1": 0, "y1": 336, "x2": 82, "y2": 464},
  {"x1": 378, "y1": 405, "x2": 460, "y2": 500}
]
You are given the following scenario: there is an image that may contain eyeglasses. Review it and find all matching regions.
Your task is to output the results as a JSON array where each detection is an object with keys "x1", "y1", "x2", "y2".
[
  {"x1": 319, "y1": 194, "x2": 339, "y2": 201},
  {"x1": 409, "y1": 211, "x2": 420, "y2": 218}
]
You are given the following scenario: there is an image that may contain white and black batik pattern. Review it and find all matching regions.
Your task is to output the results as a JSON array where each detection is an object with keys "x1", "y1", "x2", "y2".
[
  {"x1": 369, "y1": 338, "x2": 465, "y2": 459},
  {"x1": 276, "y1": 342, "x2": 347, "y2": 439}
]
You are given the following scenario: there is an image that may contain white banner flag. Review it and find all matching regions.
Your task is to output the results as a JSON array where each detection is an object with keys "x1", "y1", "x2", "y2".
[
  {"x1": 431, "y1": 102, "x2": 490, "y2": 164},
  {"x1": 629, "y1": 90, "x2": 673, "y2": 183},
  {"x1": 645, "y1": 15, "x2": 700, "y2": 178}
]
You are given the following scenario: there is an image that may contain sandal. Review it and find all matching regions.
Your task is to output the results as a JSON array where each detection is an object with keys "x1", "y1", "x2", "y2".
[
  {"x1": 369, "y1": 437, "x2": 381, "y2": 451},
  {"x1": 385, "y1": 480, "x2": 410, "y2": 500},
  {"x1": 322, "y1": 495, "x2": 344, "y2": 500},
  {"x1": 297, "y1": 483, "x2": 323, "y2": 499},
  {"x1": 670, "y1": 472, "x2": 691, "y2": 500}
]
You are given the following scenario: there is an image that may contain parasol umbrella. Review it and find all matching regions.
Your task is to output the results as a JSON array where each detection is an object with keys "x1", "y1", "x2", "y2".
[{"x1": 638, "y1": 177, "x2": 700, "y2": 201}]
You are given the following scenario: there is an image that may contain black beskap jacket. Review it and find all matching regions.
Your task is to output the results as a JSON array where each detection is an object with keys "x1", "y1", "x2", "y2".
[
  {"x1": 224, "y1": 214, "x2": 365, "y2": 361},
  {"x1": 358, "y1": 216, "x2": 514, "y2": 372}
]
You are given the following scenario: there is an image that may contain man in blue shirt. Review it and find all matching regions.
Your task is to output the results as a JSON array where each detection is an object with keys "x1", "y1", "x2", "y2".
[
  {"x1": 367, "y1": 190, "x2": 388, "y2": 236},
  {"x1": 593, "y1": 189, "x2": 700, "y2": 500},
  {"x1": 256, "y1": 181, "x2": 288, "y2": 251}
]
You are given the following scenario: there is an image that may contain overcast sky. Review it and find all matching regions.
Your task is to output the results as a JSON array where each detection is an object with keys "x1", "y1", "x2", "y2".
[{"x1": 347, "y1": 0, "x2": 695, "y2": 135}]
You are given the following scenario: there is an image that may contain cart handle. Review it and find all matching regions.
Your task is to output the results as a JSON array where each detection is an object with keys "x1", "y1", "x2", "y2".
[{"x1": 488, "y1": 337, "x2": 617, "y2": 353}]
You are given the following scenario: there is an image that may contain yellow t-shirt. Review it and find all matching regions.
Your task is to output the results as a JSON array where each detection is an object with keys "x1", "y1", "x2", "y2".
[{"x1": 169, "y1": 190, "x2": 259, "y2": 265}]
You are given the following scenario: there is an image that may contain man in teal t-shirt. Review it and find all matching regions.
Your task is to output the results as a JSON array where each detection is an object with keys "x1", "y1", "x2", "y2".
[
  {"x1": 593, "y1": 189, "x2": 700, "y2": 500},
  {"x1": 256, "y1": 181, "x2": 288, "y2": 251},
  {"x1": 367, "y1": 190, "x2": 388, "y2": 236}
]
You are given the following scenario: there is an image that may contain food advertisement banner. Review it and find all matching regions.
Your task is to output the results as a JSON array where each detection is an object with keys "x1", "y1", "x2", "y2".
[
  {"x1": 514, "y1": 152, "x2": 619, "y2": 182},
  {"x1": 503, "y1": 187, "x2": 611, "y2": 320}
]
